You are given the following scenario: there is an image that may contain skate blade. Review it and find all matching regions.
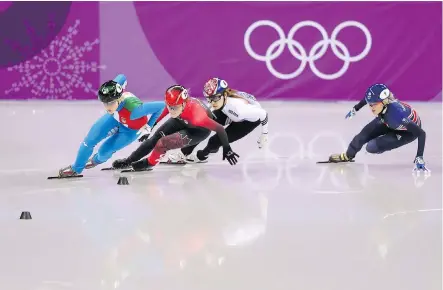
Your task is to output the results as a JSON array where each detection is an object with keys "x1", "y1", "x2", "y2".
[
  {"x1": 121, "y1": 168, "x2": 153, "y2": 173},
  {"x1": 186, "y1": 159, "x2": 208, "y2": 164},
  {"x1": 101, "y1": 167, "x2": 121, "y2": 171},
  {"x1": 160, "y1": 161, "x2": 187, "y2": 166},
  {"x1": 317, "y1": 160, "x2": 355, "y2": 164},
  {"x1": 48, "y1": 175, "x2": 83, "y2": 180}
]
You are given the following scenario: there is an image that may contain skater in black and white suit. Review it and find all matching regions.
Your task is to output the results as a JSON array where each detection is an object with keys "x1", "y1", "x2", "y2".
[{"x1": 163, "y1": 77, "x2": 269, "y2": 164}]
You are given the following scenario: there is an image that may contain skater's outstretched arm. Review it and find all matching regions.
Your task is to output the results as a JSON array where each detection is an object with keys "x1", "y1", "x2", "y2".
[
  {"x1": 147, "y1": 103, "x2": 166, "y2": 127},
  {"x1": 400, "y1": 121, "x2": 426, "y2": 158},
  {"x1": 113, "y1": 74, "x2": 127, "y2": 88},
  {"x1": 354, "y1": 98, "x2": 367, "y2": 111},
  {"x1": 345, "y1": 98, "x2": 367, "y2": 119},
  {"x1": 153, "y1": 107, "x2": 170, "y2": 125},
  {"x1": 193, "y1": 115, "x2": 230, "y2": 149},
  {"x1": 129, "y1": 101, "x2": 166, "y2": 127},
  {"x1": 194, "y1": 116, "x2": 239, "y2": 165}
]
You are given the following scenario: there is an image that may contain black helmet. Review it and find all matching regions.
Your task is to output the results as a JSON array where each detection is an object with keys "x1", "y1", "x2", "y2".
[{"x1": 98, "y1": 80, "x2": 123, "y2": 103}]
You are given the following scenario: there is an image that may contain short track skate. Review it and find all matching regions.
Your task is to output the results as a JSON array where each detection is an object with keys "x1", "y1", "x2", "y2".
[
  {"x1": 47, "y1": 175, "x2": 83, "y2": 180},
  {"x1": 316, "y1": 160, "x2": 355, "y2": 164}
]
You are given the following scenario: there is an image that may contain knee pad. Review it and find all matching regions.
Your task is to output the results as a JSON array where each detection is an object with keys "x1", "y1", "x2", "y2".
[
  {"x1": 154, "y1": 137, "x2": 169, "y2": 154},
  {"x1": 365, "y1": 141, "x2": 383, "y2": 154},
  {"x1": 155, "y1": 133, "x2": 189, "y2": 153}
]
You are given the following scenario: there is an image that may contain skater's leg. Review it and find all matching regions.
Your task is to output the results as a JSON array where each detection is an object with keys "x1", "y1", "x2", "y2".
[
  {"x1": 146, "y1": 128, "x2": 211, "y2": 166},
  {"x1": 197, "y1": 120, "x2": 260, "y2": 160},
  {"x1": 160, "y1": 143, "x2": 201, "y2": 165},
  {"x1": 72, "y1": 114, "x2": 119, "y2": 173},
  {"x1": 180, "y1": 144, "x2": 199, "y2": 156},
  {"x1": 178, "y1": 110, "x2": 228, "y2": 157},
  {"x1": 126, "y1": 118, "x2": 184, "y2": 163},
  {"x1": 94, "y1": 126, "x2": 139, "y2": 163},
  {"x1": 345, "y1": 118, "x2": 391, "y2": 159},
  {"x1": 366, "y1": 131, "x2": 417, "y2": 154}
]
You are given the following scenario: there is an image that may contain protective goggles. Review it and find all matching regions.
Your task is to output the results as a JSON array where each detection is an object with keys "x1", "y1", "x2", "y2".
[
  {"x1": 167, "y1": 104, "x2": 183, "y2": 111},
  {"x1": 206, "y1": 94, "x2": 223, "y2": 103}
]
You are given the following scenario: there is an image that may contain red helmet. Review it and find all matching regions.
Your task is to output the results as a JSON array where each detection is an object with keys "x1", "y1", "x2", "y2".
[{"x1": 165, "y1": 85, "x2": 189, "y2": 106}]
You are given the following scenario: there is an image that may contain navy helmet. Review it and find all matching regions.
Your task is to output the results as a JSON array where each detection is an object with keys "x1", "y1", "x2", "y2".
[{"x1": 365, "y1": 83, "x2": 391, "y2": 105}]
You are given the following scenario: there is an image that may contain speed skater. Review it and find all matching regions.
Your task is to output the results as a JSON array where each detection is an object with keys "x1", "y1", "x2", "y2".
[
  {"x1": 57, "y1": 74, "x2": 165, "y2": 177},
  {"x1": 328, "y1": 83, "x2": 429, "y2": 173},
  {"x1": 111, "y1": 84, "x2": 239, "y2": 171},
  {"x1": 162, "y1": 77, "x2": 269, "y2": 164}
]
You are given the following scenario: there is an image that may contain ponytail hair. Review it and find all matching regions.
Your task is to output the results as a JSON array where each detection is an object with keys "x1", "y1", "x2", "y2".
[
  {"x1": 225, "y1": 88, "x2": 243, "y2": 99},
  {"x1": 382, "y1": 91, "x2": 397, "y2": 105}
]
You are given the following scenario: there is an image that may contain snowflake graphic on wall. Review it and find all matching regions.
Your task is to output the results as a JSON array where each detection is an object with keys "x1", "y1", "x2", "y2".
[{"x1": 5, "y1": 19, "x2": 106, "y2": 99}]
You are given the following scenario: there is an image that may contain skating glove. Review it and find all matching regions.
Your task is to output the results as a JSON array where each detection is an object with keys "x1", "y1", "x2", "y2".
[
  {"x1": 345, "y1": 107, "x2": 356, "y2": 119},
  {"x1": 223, "y1": 146, "x2": 240, "y2": 165},
  {"x1": 257, "y1": 132, "x2": 268, "y2": 149},
  {"x1": 413, "y1": 156, "x2": 430, "y2": 174},
  {"x1": 137, "y1": 125, "x2": 152, "y2": 142}
]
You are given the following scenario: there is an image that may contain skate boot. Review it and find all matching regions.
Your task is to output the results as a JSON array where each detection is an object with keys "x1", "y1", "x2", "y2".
[
  {"x1": 160, "y1": 151, "x2": 187, "y2": 164},
  {"x1": 186, "y1": 151, "x2": 208, "y2": 163},
  {"x1": 131, "y1": 159, "x2": 154, "y2": 171},
  {"x1": 112, "y1": 158, "x2": 132, "y2": 169},
  {"x1": 161, "y1": 151, "x2": 208, "y2": 164},
  {"x1": 58, "y1": 165, "x2": 80, "y2": 178},
  {"x1": 85, "y1": 154, "x2": 99, "y2": 170},
  {"x1": 328, "y1": 152, "x2": 353, "y2": 163}
]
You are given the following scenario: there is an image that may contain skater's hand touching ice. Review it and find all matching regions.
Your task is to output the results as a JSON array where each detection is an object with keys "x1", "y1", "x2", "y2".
[
  {"x1": 413, "y1": 156, "x2": 430, "y2": 175},
  {"x1": 345, "y1": 107, "x2": 356, "y2": 119},
  {"x1": 223, "y1": 146, "x2": 239, "y2": 165}
]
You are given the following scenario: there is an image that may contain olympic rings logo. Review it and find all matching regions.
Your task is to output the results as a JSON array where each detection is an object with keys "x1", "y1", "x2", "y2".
[
  {"x1": 244, "y1": 20, "x2": 372, "y2": 80},
  {"x1": 241, "y1": 131, "x2": 373, "y2": 194}
]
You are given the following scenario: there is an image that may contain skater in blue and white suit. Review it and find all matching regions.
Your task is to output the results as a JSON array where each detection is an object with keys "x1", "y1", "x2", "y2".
[{"x1": 58, "y1": 74, "x2": 165, "y2": 177}]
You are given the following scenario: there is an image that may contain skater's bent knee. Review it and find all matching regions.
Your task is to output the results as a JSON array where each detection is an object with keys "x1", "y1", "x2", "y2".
[
  {"x1": 155, "y1": 133, "x2": 188, "y2": 153},
  {"x1": 96, "y1": 148, "x2": 115, "y2": 161},
  {"x1": 154, "y1": 137, "x2": 170, "y2": 154},
  {"x1": 365, "y1": 141, "x2": 383, "y2": 154},
  {"x1": 150, "y1": 131, "x2": 164, "y2": 142},
  {"x1": 83, "y1": 137, "x2": 101, "y2": 148}
]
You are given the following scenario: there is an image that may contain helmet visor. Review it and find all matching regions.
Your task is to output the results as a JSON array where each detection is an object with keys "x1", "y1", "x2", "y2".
[
  {"x1": 206, "y1": 93, "x2": 223, "y2": 103},
  {"x1": 167, "y1": 104, "x2": 182, "y2": 111}
]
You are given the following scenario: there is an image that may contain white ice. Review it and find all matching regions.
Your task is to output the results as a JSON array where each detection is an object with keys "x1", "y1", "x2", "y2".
[{"x1": 0, "y1": 101, "x2": 441, "y2": 290}]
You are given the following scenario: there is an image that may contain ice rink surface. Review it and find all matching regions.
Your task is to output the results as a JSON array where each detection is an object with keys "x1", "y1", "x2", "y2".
[{"x1": 0, "y1": 101, "x2": 441, "y2": 290}]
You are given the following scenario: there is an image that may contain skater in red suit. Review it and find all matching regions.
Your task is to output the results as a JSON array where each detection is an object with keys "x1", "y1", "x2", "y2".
[{"x1": 112, "y1": 85, "x2": 239, "y2": 171}]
